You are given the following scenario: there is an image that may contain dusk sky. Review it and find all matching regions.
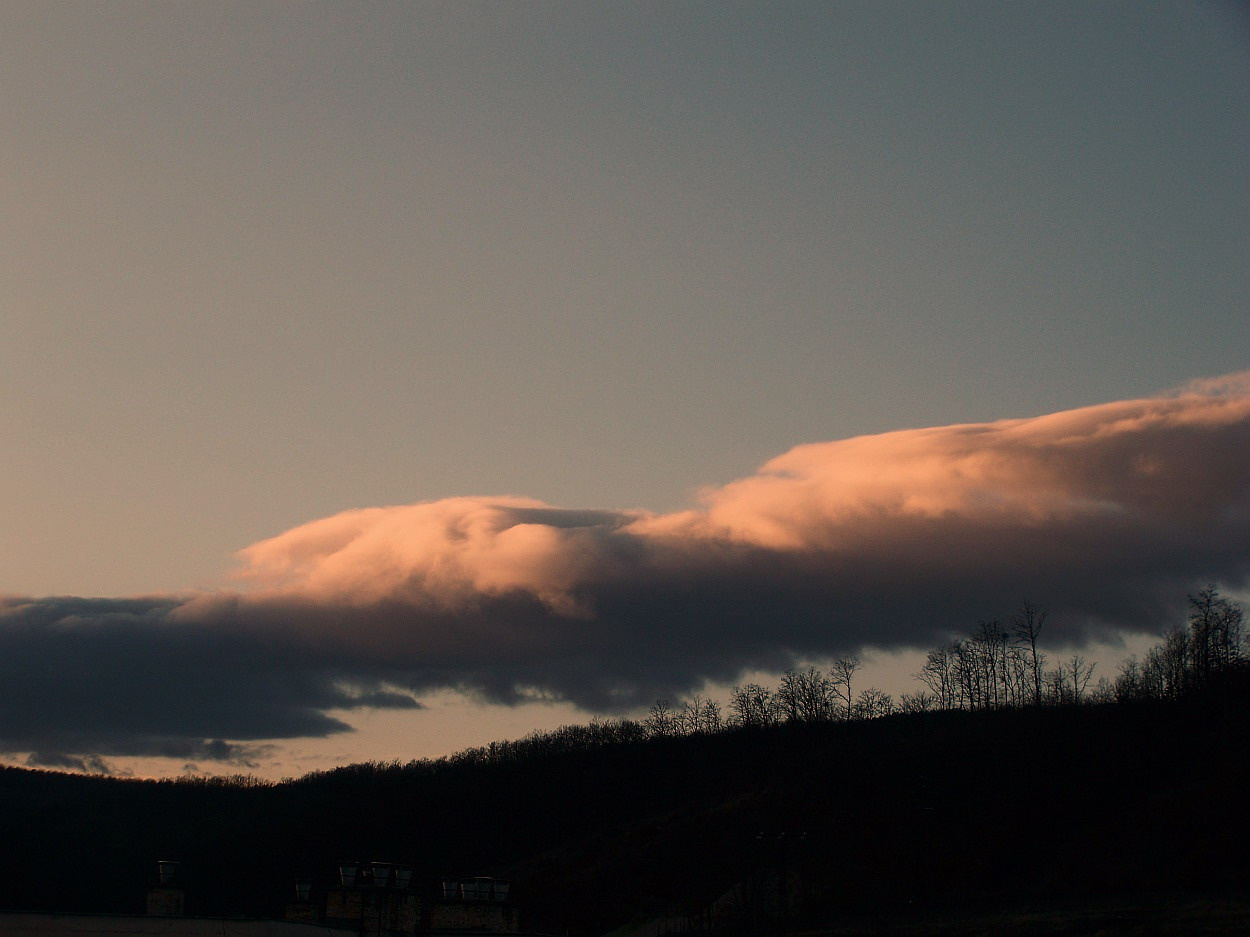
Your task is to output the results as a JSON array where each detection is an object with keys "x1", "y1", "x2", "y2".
[{"x1": 3, "y1": 2, "x2": 1248, "y2": 779}]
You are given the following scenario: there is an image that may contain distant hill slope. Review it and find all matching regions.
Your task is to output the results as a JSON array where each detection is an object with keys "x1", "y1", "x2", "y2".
[{"x1": 1, "y1": 689, "x2": 1247, "y2": 935}]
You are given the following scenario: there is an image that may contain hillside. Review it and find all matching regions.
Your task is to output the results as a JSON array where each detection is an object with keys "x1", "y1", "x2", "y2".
[{"x1": 1, "y1": 688, "x2": 1247, "y2": 935}]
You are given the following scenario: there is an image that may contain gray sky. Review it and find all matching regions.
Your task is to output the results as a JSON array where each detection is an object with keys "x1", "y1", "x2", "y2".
[{"x1": 2, "y1": 2, "x2": 1248, "y2": 778}]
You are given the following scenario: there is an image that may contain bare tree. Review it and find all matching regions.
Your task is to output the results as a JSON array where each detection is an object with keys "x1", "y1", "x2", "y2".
[
  {"x1": 918, "y1": 624, "x2": 1030, "y2": 711},
  {"x1": 1011, "y1": 601, "x2": 1048, "y2": 707},
  {"x1": 915, "y1": 644, "x2": 958, "y2": 710},
  {"x1": 646, "y1": 699, "x2": 676, "y2": 736},
  {"x1": 973, "y1": 620, "x2": 1014, "y2": 709},
  {"x1": 696, "y1": 696, "x2": 723, "y2": 733},
  {"x1": 953, "y1": 639, "x2": 987, "y2": 710},
  {"x1": 1114, "y1": 588, "x2": 1245, "y2": 702},
  {"x1": 830, "y1": 656, "x2": 861, "y2": 719},
  {"x1": 1088, "y1": 676, "x2": 1116, "y2": 704},
  {"x1": 1215, "y1": 593, "x2": 1246, "y2": 669},
  {"x1": 898, "y1": 690, "x2": 937, "y2": 714},
  {"x1": 1043, "y1": 666, "x2": 1069, "y2": 705},
  {"x1": 853, "y1": 687, "x2": 895, "y2": 719},
  {"x1": 1114, "y1": 655, "x2": 1145, "y2": 702},
  {"x1": 1188, "y1": 585, "x2": 1246, "y2": 683},
  {"x1": 730, "y1": 683, "x2": 782, "y2": 728},
  {"x1": 1136, "y1": 642, "x2": 1172, "y2": 700},
  {"x1": 1059, "y1": 654, "x2": 1096, "y2": 704},
  {"x1": 1159, "y1": 628, "x2": 1190, "y2": 699},
  {"x1": 778, "y1": 667, "x2": 837, "y2": 723},
  {"x1": 673, "y1": 695, "x2": 722, "y2": 734}
]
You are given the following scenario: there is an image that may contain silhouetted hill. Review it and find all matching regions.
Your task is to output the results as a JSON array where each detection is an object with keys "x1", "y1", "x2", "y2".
[{"x1": 1, "y1": 687, "x2": 1247, "y2": 934}]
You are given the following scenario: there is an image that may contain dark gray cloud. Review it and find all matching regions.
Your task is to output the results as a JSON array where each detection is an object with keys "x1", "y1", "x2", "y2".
[
  {"x1": 3, "y1": 377, "x2": 1249, "y2": 761},
  {"x1": 26, "y1": 751, "x2": 118, "y2": 775},
  {"x1": 0, "y1": 595, "x2": 421, "y2": 761}
]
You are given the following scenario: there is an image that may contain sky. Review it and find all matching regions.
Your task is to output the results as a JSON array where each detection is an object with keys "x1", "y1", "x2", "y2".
[{"x1": 2, "y1": 1, "x2": 1248, "y2": 779}]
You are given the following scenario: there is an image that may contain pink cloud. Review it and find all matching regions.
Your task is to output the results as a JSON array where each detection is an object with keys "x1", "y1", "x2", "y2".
[
  {"x1": 231, "y1": 377, "x2": 1250, "y2": 626},
  {"x1": 638, "y1": 380, "x2": 1250, "y2": 552},
  {"x1": 235, "y1": 497, "x2": 640, "y2": 617},
  {"x1": 5, "y1": 374, "x2": 1249, "y2": 756}
]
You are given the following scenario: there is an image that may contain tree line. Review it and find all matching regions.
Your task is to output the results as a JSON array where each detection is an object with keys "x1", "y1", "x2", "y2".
[
  {"x1": 1114, "y1": 586, "x2": 1246, "y2": 702},
  {"x1": 401, "y1": 587, "x2": 1245, "y2": 770},
  {"x1": 154, "y1": 587, "x2": 1243, "y2": 781},
  {"x1": 632, "y1": 587, "x2": 1247, "y2": 739}
]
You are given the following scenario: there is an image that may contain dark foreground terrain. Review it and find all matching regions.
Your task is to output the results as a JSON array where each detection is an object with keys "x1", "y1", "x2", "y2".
[
  {"x1": 802, "y1": 892, "x2": 1250, "y2": 936},
  {"x1": 1, "y1": 685, "x2": 1247, "y2": 936}
]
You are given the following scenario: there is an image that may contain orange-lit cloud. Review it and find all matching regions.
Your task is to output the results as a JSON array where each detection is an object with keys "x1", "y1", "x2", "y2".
[
  {"x1": 641, "y1": 376, "x2": 1250, "y2": 548},
  {"x1": 230, "y1": 373, "x2": 1250, "y2": 629},
  {"x1": 233, "y1": 498, "x2": 638, "y2": 618},
  {"x1": 3, "y1": 374, "x2": 1249, "y2": 764}
]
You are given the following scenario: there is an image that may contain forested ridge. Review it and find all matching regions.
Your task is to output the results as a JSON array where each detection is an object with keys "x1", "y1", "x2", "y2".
[{"x1": 1, "y1": 592, "x2": 1247, "y2": 935}]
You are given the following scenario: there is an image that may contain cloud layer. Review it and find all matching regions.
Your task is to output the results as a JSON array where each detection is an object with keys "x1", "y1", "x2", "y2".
[{"x1": 4, "y1": 376, "x2": 1249, "y2": 763}]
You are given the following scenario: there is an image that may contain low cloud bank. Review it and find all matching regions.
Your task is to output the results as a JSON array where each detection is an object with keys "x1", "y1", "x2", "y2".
[{"x1": 4, "y1": 375, "x2": 1249, "y2": 763}]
